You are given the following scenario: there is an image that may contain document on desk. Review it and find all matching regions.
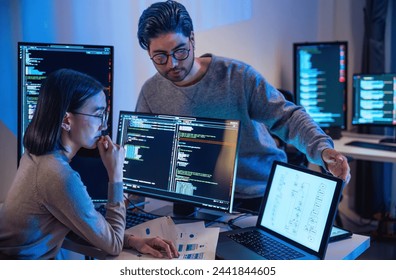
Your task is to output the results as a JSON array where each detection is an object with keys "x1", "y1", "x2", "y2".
[
  {"x1": 108, "y1": 216, "x2": 219, "y2": 260},
  {"x1": 175, "y1": 221, "x2": 219, "y2": 260}
]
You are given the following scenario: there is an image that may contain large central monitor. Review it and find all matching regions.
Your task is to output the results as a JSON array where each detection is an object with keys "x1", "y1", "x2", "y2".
[
  {"x1": 116, "y1": 111, "x2": 240, "y2": 214},
  {"x1": 294, "y1": 41, "x2": 347, "y2": 139},
  {"x1": 351, "y1": 73, "x2": 396, "y2": 142},
  {"x1": 17, "y1": 42, "x2": 114, "y2": 202}
]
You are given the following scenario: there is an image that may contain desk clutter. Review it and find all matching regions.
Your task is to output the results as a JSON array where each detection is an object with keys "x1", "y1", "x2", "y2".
[
  {"x1": 58, "y1": 202, "x2": 371, "y2": 260},
  {"x1": 95, "y1": 204, "x2": 219, "y2": 260},
  {"x1": 107, "y1": 216, "x2": 219, "y2": 260}
]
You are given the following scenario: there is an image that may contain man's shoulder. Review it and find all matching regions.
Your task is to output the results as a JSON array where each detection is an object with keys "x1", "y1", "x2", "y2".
[
  {"x1": 207, "y1": 53, "x2": 256, "y2": 72},
  {"x1": 139, "y1": 73, "x2": 176, "y2": 106},
  {"x1": 143, "y1": 72, "x2": 162, "y2": 83},
  {"x1": 206, "y1": 54, "x2": 262, "y2": 82},
  {"x1": 142, "y1": 73, "x2": 169, "y2": 89}
]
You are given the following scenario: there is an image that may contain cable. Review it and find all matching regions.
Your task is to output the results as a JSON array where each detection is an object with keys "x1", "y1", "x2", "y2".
[{"x1": 226, "y1": 213, "x2": 253, "y2": 230}]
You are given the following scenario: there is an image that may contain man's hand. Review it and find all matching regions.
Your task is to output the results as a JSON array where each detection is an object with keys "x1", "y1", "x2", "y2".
[{"x1": 322, "y1": 148, "x2": 351, "y2": 184}]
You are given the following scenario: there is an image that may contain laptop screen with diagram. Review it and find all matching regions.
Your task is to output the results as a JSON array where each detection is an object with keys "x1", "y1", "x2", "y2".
[
  {"x1": 216, "y1": 161, "x2": 343, "y2": 260},
  {"x1": 259, "y1": 162, "x2": 340, "y2": 253}
]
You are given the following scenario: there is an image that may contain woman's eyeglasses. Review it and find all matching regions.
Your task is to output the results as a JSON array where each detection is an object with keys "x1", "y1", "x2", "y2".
[{"x1": 72, "y1": 111, "x2": 109, "y2": 127}]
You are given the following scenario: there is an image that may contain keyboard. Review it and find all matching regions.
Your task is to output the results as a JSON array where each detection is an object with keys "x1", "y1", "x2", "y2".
[
  {"x1": 95, "y1": 204, "x2": 158, "y2": 229},
  {"x1": 345, "y1": 140, "x2": 396, "y2": 152},
  {"x1": 228, "y1": 230, "x2": 304, "y2": 260}
]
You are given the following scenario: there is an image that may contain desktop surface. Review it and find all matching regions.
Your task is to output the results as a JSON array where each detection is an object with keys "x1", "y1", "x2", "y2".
[
  {"x1": 333, "y1": 131, "x2": 396, "y2": 163},
  {"x1": 62, "y1": 200, "x2": 370, "y2": 260}
]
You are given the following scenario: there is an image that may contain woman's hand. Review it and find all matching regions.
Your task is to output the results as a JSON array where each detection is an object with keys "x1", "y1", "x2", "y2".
[
  {"x1": 97, "y1": 135, "x2": 125, "y2": 183},
  {"x1": 127, "y1": 235, "x2": 179, "y2": 259}
]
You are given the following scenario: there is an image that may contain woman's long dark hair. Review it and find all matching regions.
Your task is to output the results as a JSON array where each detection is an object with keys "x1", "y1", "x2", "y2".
[{"x1": 23, "y1": 68, "x2": 104, "y2": 155}]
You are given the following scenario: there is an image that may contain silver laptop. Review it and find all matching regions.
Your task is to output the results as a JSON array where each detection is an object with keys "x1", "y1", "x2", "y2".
[{"x1": 216, "y1": 160, "x2": 343, "y2": 260}]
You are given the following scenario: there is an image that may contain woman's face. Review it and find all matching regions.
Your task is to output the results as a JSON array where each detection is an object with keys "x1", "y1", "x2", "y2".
[{"x1": 68, "y1": 91, "x2": 108, "y2": 150}]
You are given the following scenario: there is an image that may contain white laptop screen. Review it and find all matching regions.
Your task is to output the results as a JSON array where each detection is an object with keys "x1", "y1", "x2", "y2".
[{"x1": 260, "y1": 163, "x2": 339, "y2": 252}]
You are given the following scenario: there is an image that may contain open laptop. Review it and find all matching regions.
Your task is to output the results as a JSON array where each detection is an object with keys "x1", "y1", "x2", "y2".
[{"x1": 216, "y1": 160, "x2": 344, "y2": 260}]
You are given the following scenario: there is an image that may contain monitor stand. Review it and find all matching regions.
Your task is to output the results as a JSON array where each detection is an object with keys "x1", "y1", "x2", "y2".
[
  {"x1": 151, "y1": 202, "x2": 223, "y2": 222},
  {"x1": 379, "y1": 128, "x2": 396, "y2": 143},
  {"x1": 323, "y1": 127, "x2": 342, "y2": 140}
]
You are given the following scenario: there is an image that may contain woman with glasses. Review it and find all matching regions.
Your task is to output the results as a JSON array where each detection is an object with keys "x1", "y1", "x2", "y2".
[
  {"x1": 0, "y1": 68, "x2": 178, "y2": 259},
  {"x1": 136, "y1": 1, "x2": 351, "y2": 213}
]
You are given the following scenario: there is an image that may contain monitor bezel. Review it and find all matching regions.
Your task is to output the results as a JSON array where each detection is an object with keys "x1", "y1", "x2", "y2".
[
  {"x1": 351, "y1": 72, "x2": 396, "y2": 127},
  {"x1": 17, "y1": 41, "x2": 114, "y2": 204},
  {"x1": 116, "y1": 110, "x2": 241, "y2": 214},
  {"x1": 257, "y1": 160, "x2": 344, "y2": 259},
  {"x1": 17, "y1": 41, "x2": 114, "y2": 163}
]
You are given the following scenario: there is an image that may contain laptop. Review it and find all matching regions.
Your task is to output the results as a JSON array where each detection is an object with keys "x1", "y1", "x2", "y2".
[{"x1": 216, "y1": 160, "x2": 344, "y2": 260}]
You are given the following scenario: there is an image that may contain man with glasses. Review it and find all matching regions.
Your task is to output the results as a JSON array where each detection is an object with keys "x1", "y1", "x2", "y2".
[{"x1": 136, "y1": 0, "x2": 351, "y2": 213}]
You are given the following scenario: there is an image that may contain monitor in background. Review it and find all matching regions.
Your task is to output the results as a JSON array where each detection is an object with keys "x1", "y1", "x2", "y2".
[
  {"x1": 351, "y1": 73, "x2": 396, "y2": 143},
  {"x1": 17, "y1": 42, "x2": 114, "y2": 203},
  {"x1": 293, "y1": 41, "x2": 347, "y2": 139},
  {"x1": 116, "y1": 111, "x2": 240, "y2": 216}
]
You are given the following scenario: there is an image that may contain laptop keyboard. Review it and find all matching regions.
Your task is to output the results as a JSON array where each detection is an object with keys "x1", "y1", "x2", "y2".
[
  {"x1": 95, "y1": 204, "x2": 158, "y2": 229},
  {"x1": 228, "y1": 229, "x2": 305, "y2": 260}
]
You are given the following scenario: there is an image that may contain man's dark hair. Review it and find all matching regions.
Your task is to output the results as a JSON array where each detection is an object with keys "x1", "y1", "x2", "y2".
[
  {"x1": 24, "y1": 68, "x2": 104, "y2": 155},
  {"x1": 137, "y1": 0, "x2": 194, "y2": 50}
]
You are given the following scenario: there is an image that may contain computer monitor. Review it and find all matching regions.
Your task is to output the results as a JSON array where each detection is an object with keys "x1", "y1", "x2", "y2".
[
  {"x1": 116, "y1": 111, "x2": 240, "y2": 215},
  {"x1": 351, "y1": 73, "x2": 396, "y2": 143},
  {"x1": 293, "y1": 41, "x2": 348, "y2": 139},
  {"x1": 17, "y1": 42, "x2": 114, "y2": 203}
]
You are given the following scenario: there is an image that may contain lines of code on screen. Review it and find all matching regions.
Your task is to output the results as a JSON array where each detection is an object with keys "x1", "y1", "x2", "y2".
[{"x1": 117, "y1": 112, "x2": 240, "y2": 211}]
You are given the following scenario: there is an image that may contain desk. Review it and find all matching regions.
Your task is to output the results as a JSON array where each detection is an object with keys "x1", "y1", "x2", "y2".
[
  {"x1": 62, "y1": 209, "x2": 370, "y2": 260},
  {"x1": 325, "y1": 234, "x2": 370, "y2": 260},
  {"x1": 209, "y1": 213, "x2": 370, "y2": 260},
  {"x1": 333, "y1": 131, "x2": 396, "y2": 163},
  {"x1": 333, "y1": 131, "x2": 396, "y2": 218},
  {"x1": 101, "y1": 233, "x2": 369, "y2": 260}
]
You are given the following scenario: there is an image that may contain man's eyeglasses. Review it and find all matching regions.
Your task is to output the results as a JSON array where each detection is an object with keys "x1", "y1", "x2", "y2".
[
  {"x1": 72, "y1": 111, "x2": 109, "y2": 127},
  {"x1": 150, "y1": 48, "x2": 190, "y2": 65}
]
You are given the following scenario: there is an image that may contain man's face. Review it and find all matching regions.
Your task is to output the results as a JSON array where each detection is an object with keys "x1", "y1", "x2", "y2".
[{"x1": 148, "y1": 32, "x2": 194, "y2": 84}]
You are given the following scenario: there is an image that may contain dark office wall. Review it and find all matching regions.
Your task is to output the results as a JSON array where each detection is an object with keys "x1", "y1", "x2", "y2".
[
  {"x1": 392, "y1": 0, "x2": 396, "y2": 73},
  {"x1": 355, "y1": 0, "x2": 392, "y2": 218},
  {"x1": 361, "y1": 0, "x2": 388, "y2": 74}
]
